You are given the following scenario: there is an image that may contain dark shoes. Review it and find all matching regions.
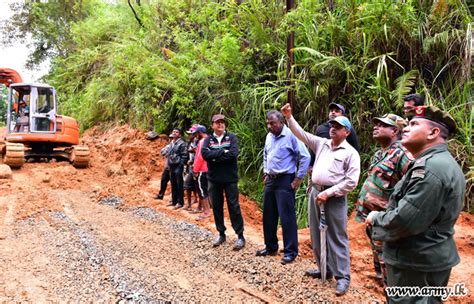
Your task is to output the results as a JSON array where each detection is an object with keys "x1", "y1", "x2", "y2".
[
  {"x1": 212, "y1": 235, "x2": 245, "y2": 250},
  {"x1": 305, "y1": 269, "x2": 334, "y2": 280},
  {"x1": 256, "y1": 248, "x2": 278, "y2": 256},
  {"x1": 233, "y1": 238, "x2": 246, "y2": 251},
  {"x1": 154, "y1": 193, "x2": 164, "y2": 200},
  {"x1": 212, "y1": 235, "x2": 226, "y2": 247},
  {"x1": 281, "y1": 255, "x2": 296, "y2": 265},
  {"x1": 335, "y1": 279, "x2": 350, "y2": 296},
  {"x1": 256, "y1": 249, "x2": 295, "y2": 264}
]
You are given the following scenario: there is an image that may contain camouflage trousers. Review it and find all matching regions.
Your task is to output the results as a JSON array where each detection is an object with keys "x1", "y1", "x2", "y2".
[{"x1": 366, "y1": 225, "x2": 387, "y2": 288}]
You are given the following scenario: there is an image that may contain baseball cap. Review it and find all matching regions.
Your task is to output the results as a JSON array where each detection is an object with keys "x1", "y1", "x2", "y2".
[
  {"x1": 329, "y1": 116, "x2": 352, "y2": 130},
  {"x1": 373, "y1": 113, "x2": 406, "y2": 130},
  {"x1": 211, "y1": 114, "x2": 225, "y2": 122},
  {"x1": 329, "y1": 102, "x2": 345, "y2": 114},
  {"x1": 192, "y1": 125, "x2": 207, "y2": 134},
  {"x1": 186, "y1": 124, "x2": 200, "y2": 134}
]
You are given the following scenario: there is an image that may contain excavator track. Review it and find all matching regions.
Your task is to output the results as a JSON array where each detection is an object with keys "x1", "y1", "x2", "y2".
[
  {"x1": 70, "y1": 145, "x2": 90, "y2": 168},
  {"x1": 3, "y1": 143, "x2": 25, "y2": 168}
]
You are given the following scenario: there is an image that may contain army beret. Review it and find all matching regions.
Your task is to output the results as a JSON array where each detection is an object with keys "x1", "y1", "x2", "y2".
[{"x1": 410, "y1": 105, "x2": 456, "y2": 134}]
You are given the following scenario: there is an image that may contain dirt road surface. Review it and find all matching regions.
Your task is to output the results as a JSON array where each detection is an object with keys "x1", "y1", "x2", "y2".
[{"x1": 1, "y1": 125, "x2": 472, "y2": 302}]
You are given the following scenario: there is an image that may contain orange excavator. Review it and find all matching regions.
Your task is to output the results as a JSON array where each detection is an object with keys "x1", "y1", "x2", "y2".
[{"x1": 0, "y1": 68, "x2": 89, "y2": 168}]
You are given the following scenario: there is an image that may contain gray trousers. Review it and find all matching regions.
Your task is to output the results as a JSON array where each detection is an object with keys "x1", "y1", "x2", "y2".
[{"x1": 308, "y1": 186, "x2": 350, "y2": 281}]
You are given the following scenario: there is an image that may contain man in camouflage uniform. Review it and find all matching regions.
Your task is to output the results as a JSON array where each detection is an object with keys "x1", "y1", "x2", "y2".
[
  {"x1": 355, "y1": 113, "x2": 411, "y2": 289},
  {"x1": 367, "y1": 106, "x2": 466, "y2": 303}
]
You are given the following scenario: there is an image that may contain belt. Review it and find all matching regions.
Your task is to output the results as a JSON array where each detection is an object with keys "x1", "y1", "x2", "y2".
[
  {"x1": 314, "y1": 184, "x2": 332, "y2": 192},
  {"x1": 266, "y1": 173, "x2": 293, "y2": 179}
]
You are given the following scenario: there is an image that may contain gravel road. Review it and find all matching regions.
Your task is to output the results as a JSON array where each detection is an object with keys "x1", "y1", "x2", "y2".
[{"x1": 0, "y1": 181, "x2": 378, "y2": 302}]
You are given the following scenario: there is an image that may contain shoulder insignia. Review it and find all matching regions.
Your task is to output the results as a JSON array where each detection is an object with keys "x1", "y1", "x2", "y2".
[
  {"x1": 413, "y1": 154, "x2": 433, "y2": 166},
  {"x1": 411, "y1": 169, "x2": 425, "y2": 179}
]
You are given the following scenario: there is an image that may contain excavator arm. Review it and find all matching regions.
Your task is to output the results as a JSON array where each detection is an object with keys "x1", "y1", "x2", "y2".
[{"x1": 0, "y1": 68, "x2": 23, "y2": 87}]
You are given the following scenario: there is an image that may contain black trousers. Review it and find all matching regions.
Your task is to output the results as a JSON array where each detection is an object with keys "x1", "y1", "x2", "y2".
[
  {"x1": 158, "y1": 167, "x2": 170, "y2": 196},
  {"x1": 169, "y1": 164, "x2": 184, "y2": 206},
  {"x1": 386, "y1": 264, "x2": 451, "y2": 304},
  {"x1": 208, "y1": 181, "x2": 244, "y2": 237},
  {"x1": 263, "y1": 173, "x2": 298, "y2": 258}
]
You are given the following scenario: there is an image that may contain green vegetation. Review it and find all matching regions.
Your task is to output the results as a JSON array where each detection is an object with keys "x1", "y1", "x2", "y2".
[
  {"x1": 2, "y1": 0, "x2": 472, "y2": 224},
  {"x1": 0, "y1": 85, "x2": 7, "y2": 126}
]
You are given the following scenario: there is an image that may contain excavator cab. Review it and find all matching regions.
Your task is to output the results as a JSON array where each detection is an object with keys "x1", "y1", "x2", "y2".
[{"x1": 7, "y1": 84, "x2": 57, "y2": 134}]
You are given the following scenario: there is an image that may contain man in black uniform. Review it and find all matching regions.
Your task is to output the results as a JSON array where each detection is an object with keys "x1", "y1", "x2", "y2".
[{"x1": 366, "y1": 106, "x2": 466, "y2": 303}]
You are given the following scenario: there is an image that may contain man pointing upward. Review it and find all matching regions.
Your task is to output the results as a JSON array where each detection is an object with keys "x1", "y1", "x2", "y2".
[{"x1": 281, "y1": 103, "x2": 360, "y2": 296}]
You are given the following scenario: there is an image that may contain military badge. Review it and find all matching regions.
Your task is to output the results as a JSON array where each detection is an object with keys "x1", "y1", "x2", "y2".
[{"x1": 411, "y1": 169, "x2": 425, "y2": 179}]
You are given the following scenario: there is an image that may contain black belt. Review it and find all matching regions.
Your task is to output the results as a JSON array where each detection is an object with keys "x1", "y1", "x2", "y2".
[
  {"x1": 266, "y1": 173, "x2": 293, "y2": 179},
  {"x1": 314, "y1": 184, "x2": 332, "y2": 191}
]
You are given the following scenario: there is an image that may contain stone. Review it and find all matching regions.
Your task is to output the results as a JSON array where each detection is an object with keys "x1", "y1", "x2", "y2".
[
  {"x1": 105, "y1": 164, "x2": 126, "y2": 177},
  {"x1": 0, "y1": 164, "x2": 12, "y2": 179}
]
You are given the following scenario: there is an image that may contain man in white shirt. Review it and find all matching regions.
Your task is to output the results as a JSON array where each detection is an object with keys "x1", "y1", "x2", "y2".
[{"x1": 281, "y1": 103, "x2": 360, "y2": 296}]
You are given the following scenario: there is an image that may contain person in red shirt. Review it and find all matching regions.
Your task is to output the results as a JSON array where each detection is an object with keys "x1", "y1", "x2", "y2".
[{"x1": 192, "y1": 125, "x2": 211, "y2": 220}]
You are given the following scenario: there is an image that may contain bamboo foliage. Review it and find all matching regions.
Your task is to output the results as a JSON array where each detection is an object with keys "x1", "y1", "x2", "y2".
[{"x1": 15, "y1": 0, "x2": 469, "y2": 221}]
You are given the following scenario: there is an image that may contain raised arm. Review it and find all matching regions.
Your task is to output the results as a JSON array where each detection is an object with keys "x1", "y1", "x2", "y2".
[{"x1": 281, "y1": 103, "x2": 324, "y2": 153}]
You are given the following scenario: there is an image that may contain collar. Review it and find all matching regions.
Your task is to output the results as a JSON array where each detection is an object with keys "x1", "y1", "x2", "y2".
[
  {"x1": 213, "y1": 131, "x2": 226, "y2": 139},
  {"x1": 381, "y1": 140, "x2": 401, "y2": 153},
  {"x1": 415, "y1": 143, "x2": 448, "y2": 159},
  {"x1": 270, "y1": 125, "x2": 289, "y2": 138},
  {"x1": 324, "y1": 138, "x2": 350, "y2": 150}
]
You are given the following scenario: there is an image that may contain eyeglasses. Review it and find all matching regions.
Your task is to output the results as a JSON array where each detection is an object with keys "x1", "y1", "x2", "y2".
[{"x1": 330, "y1": 123, "x2": 344, "y2": 130}]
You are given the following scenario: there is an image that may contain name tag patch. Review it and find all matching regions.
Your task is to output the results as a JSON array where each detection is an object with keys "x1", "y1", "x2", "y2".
[{"x1": 411, "y1": 169, "x2": 425, "y2": 179}]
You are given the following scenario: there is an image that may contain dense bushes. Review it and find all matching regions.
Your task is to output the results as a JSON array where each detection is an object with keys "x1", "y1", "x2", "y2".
[{"x1": 4, "y1": 0, "x2": 472, "y2": 224}]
